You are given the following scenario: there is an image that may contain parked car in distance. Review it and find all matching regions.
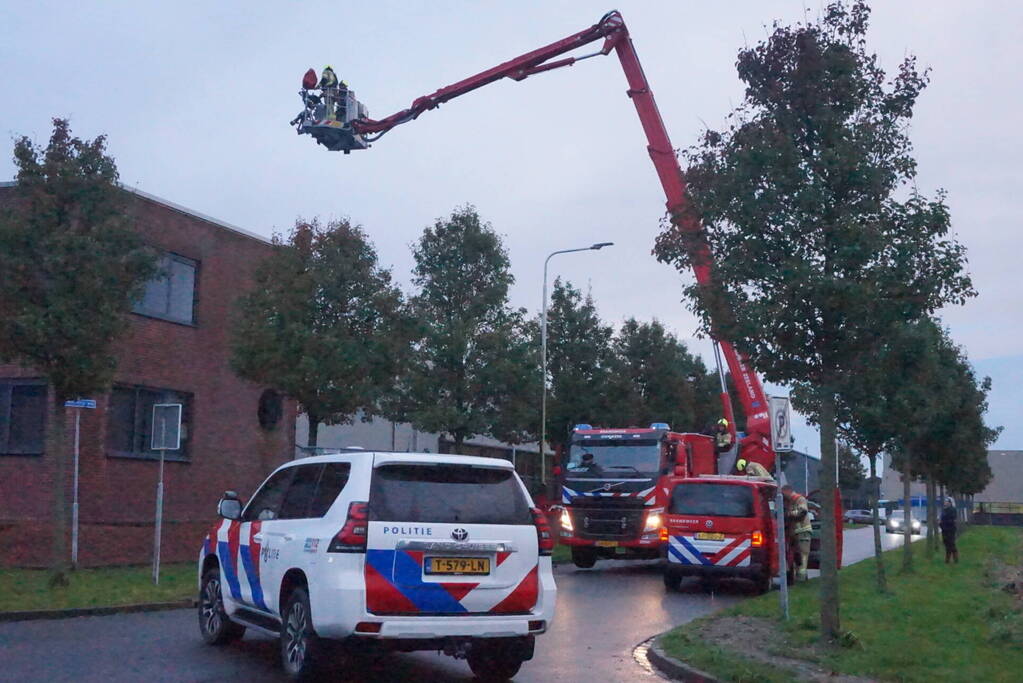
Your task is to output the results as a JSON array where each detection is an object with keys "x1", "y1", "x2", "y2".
[
  {"x1": 843, "y1": 509, "x2": 874, "y2": 524},
  {"x1": 884, "y1": 511, "x2": 923, "y2": 535},
  {"x1": 197, "y1": 452, "x2": 556, "y2": 680}
]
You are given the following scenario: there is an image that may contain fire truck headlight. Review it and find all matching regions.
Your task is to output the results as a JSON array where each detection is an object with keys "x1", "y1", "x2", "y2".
[
  {"x1": 560, "y1": 508, "x2": 573, "y2": 532},
  {"x1": 644, "y1": 512, "x2": 663, "y2": 533}
]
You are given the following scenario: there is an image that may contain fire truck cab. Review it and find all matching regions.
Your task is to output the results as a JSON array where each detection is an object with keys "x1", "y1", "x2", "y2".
[{"x1": 556, "y1": 424, "x2": 717, "y2": 568}]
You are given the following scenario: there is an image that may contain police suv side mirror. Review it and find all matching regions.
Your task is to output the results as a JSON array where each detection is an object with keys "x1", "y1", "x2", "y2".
[{"x1": 218, "y1": 491, "x2": 242, "y2": 520}]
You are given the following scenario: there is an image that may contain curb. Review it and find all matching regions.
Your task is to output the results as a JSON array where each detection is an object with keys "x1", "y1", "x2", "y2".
[
  {"x1": 646, "y1": 635, "x2": 721, "y2": 683},
  {"x1": 0, "y1": 598, "x2": 196, "y2": 623}
]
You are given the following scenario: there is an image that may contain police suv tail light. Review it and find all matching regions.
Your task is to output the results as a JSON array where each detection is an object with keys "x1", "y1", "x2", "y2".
[
  {"x1": 532, "y1": 507, "x2": 554, "y2": 556},
  {"x1": 328, "y1": 501, "x2": 369, "y2": 552},
  {"x1": 751, "y1": 530, "x2": 765, "y2": 547}
]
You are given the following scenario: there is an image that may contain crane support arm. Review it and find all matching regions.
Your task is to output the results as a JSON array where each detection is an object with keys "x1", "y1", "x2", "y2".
[{"x1": 351, "y1": 11, "x2": 774, "y2": 471}]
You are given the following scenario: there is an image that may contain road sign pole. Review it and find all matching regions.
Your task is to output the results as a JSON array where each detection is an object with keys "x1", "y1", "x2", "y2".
[
  {"x1": 776, "y1": 463, "x2": 790, "y2": 621},
  {"x1": 152, "y1": 420, "x2": 166, "y2": 585},
  {"x1": 71, "y1": 409, "x2": 80, "y2": 569}
]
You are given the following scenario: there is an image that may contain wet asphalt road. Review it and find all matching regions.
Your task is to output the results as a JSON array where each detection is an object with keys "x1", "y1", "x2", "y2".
[
  {"x1": 0, "y1": 528, "x2": 907, "y2": 682},
  {"x1": 0, "y1": 560, "x2": 751, "y2": 683}
]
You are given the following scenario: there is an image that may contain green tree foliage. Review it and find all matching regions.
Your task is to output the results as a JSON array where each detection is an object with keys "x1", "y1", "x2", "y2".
[
  {"x1": 542, "y1": 279, "x2": 615, "y2": 450},
  {"x1": 402, "y1": 206, "x2": 536, "y2": 453},
  {"x1": 653, "y1": 2, "x2": 974, "y2": 639},
  {"x1": 605, "y1": 318, "x2": 719, "y2": 433},
  {"x1": 231, "y1": 218, "x2": 407, "y2": 447},
  {"x1": 0, "y1": 118, "x2": 157, "y2": 585}
]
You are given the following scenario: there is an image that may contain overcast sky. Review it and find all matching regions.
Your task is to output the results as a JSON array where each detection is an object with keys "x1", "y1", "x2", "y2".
[{"x1": 3, "y1": 1, "x2": 1020, "y2": 453}]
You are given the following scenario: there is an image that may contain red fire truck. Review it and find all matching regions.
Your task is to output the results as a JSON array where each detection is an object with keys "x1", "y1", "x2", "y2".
[{"x1": 554, "y1": 423, "x2": 717, "y2": 568}]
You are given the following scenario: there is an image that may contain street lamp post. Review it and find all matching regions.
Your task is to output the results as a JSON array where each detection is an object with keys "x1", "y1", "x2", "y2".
[{"x1": 540, "y1": 242, "x2": 614, "y2": 493}]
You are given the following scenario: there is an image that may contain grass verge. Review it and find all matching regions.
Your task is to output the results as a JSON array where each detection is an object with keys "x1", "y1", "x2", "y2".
[
  {"x1": 0, "y1": 564, "x2": 195, "y2": 612},
  {"x1": 660, "y1": 526, "x2": 1023, "y2": 682}
]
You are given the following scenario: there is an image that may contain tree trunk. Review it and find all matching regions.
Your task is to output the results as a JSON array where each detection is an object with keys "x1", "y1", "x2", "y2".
[
  {"x1": 817, "y1": 390, "x2": 841, "y2": 641},
  {"x1": 453, "y1": 433, "x2": 464, "y2": 455},
  {"x1": 902, "y1": 459, "x2": 913, "y2": 573},
  {"x1": 306, "y1": 416, "x2": 319, "y2": 449},
  {"x1": 928, "y1": 472, "x2": 937, "y2": 556},
  {"x1": 48, "y1": 394, "x2": 70, "y2": 587},
  {"x1": 928, "y1": 475, "x2": 940, "y2": 556},
  {"x1": 869, "y1": 454, "x2": 887, "y2": 593}
]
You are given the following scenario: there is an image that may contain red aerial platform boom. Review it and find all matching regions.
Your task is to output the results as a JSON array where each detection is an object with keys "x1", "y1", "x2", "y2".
[{"x1": 309, "y1": 10, "x2": 776, "y2": 472}]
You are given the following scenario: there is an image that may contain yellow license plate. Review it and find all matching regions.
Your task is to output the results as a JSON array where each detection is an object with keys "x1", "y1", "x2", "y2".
[
  {"x1": 425, "y1": 557, "x2": 490, "y2": 575},
  {"x1": 695, "y1": 532, "x2": 725, "y2": 541},
  {"x1": 595, "y1": 540, "x2": 619, "y2": 547}
]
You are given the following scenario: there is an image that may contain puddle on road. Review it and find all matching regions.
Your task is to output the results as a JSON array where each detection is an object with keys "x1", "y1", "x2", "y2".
[{"x1": 632, "y1": 637, "x2": 670, "y2": 679}]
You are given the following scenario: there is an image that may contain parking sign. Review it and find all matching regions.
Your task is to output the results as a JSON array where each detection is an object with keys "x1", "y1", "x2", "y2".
[{"x1": 769, "y1": 396, "x2": 793, "y2": 452}]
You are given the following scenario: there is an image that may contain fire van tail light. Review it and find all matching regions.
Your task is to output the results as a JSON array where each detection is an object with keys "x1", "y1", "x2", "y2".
[
  {"x1": 328, "y1": 501, "x2": 369, "y2": 553},
  {"x1": 751, "y1": 530, "x2": 765, "y2": 547},
  {"x1": 532, "y1": 507, "x2": 554, "y2": 556},
  {"x1": 659, "y1": 527, "x2": 669, "y2": 543}
]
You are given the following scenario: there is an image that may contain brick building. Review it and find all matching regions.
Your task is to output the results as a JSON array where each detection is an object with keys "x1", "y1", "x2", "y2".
[{"x1": 0, "y1": 184, "x2": 295, "y2": 567}]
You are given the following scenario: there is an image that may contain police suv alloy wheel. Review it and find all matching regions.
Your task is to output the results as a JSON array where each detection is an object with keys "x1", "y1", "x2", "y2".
[
  {"x1": 198, "y1": 567, "x2": 245, "y2": 645},
  {"x1": 281, "y1": 587, "x2": 321, "y2": 680}
]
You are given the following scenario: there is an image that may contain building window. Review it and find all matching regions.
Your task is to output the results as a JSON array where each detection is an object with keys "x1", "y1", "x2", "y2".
[
  {"x1": 258, "y1": 389, "x2": 283, "y2": 431},
  {"x1": 133, "y1": 253, "x2": 197, "y2": 325},
  {"x1": 107, "y1": 384, "x2": 192, "y2": 460},
  {"x1": 0, "y1": 380, "x2": 47, "y2": 456}
]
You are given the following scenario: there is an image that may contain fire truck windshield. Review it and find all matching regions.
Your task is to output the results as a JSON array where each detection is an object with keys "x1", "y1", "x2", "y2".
[{"x1": 566, "y1": 439, "x2": 660, "y2": 478}]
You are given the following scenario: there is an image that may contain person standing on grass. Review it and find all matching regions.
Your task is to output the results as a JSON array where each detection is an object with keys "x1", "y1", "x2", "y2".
[{"x1": 940, "y1": 498, "x2": 959, "y2": 563}]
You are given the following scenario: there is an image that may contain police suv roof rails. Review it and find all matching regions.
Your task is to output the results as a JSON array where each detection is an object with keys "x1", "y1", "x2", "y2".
[
  {"x1": 650, "y1": 422, "x2": 670, "y2": 430},
  {"x1": 573, "y1": 424, "x2": 594, "y2": 431}
]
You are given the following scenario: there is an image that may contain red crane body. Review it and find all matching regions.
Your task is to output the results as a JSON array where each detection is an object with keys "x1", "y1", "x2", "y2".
[{"x1": 346, "y1": 11, "x2": 775, "y2": 472}]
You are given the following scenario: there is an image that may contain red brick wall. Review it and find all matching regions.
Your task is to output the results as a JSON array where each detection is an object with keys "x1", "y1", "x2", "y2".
[{"x1": 0, "y1": 189, "x2": 295, "y2": 567}]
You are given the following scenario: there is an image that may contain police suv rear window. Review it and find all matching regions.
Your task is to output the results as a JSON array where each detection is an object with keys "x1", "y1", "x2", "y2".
[
  {"x1": 670, "y1": 483, "x2": 755, "y2": 518},
  {"x1": 369, "y1": 464, "x2": 532, "y2": 525}
]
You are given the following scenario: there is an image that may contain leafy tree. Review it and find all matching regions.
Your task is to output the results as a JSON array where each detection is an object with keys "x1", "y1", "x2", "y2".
[
  {"x1": 402, "y1": 206, "x2": 536, "y2": 453},
  {"x1": 542, "y1": 279, "x2": 615, "y2": 450},
  {"x1": 606, "y1": 318, "x2": 719, "y2": 433},
  {"x1": 231, "y1": 218, "x2": 407, "y2": 447},
  {"x1": 653, "y1": 2, "x2": 974, "y2": 639},
  {"x1": 0, "y1": 118, "x2": 157, "y2": 584},
  {"x1": 896, "y1": 334, "x2": 998, "y2": 557}
]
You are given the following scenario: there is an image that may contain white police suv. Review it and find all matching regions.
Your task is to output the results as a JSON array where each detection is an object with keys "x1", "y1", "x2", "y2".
[{"x1": 197, "y1": 452, "x2": 557, "y2": 680}]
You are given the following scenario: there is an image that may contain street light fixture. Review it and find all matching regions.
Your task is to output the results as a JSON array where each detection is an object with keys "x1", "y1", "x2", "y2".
[{"x1": 540, "y1": 241, "x2": 614, "y2": 490}]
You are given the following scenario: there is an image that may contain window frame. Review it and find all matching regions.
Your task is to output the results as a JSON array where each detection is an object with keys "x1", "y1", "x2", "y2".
[
  {"x1": 105, "y1": 383, "x2": 193, "y2": 462},
  {"x1": 0, "y1": 378, "x2": 48, "y2": 457},
  {"x1": 131, "y1": 251, "x2": 199, "y2": 326}
]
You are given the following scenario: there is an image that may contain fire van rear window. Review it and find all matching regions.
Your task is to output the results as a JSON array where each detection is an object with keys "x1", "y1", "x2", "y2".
[
  {"x1": 369, "y1": 464, "x2": 532, "y2": 525},
  {"x1": 670, "y1": 483, "x2": 755, "y2": 518}
]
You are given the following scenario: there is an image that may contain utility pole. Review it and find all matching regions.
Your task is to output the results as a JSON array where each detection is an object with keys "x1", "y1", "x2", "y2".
[{"x1": 540, "y1": 242, "x2": 613, "y2": 494}]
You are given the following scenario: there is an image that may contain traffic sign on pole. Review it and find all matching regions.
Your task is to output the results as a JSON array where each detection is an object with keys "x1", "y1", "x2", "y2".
[
  {"x1": 151, "y1": 403, "x2": 182, "y2": 585},
  {"x1": 63, "y1": 399, "x2": 94, "y2": 568}
]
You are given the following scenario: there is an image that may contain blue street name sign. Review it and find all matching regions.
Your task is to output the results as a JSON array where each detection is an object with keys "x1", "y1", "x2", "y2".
[{"x1": 64, "y1": 399, "x2": 97, "y2": 409}]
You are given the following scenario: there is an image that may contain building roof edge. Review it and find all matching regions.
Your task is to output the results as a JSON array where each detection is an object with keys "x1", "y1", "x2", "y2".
[{"x1": 0, "y1": 180, "x2": 274, "y2": 246}]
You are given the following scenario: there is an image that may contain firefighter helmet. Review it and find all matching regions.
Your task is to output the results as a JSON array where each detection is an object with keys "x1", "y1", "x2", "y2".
[
  {"x1": 736, "y1": 458, "x2": 748, "y2": 471},
  {"x1": 718, "y1": 418, "x2": 729, "y2": 427}
]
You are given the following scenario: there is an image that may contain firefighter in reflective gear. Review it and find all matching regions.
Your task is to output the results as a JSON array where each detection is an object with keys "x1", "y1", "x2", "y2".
[
  {"x1": 319, "y1": 66, "x2": 340, "y2": 121},
  {"x1": 736, "y1": 458, "x2": 773, "y2": 480},
  {"x1": 782, "y1": 484, "x2": 812, "y2": 580},
  {"x1": 714, "y1": 418, "x2": 734, "y2": 454}
]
